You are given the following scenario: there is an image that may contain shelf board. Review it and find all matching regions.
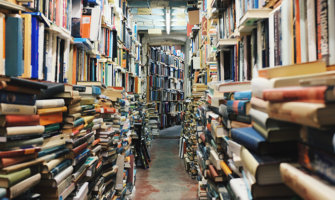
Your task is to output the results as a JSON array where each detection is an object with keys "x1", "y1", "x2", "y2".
[
  {"x1": 74, "y1": 38, "x2": 93, "y2": 50},
  {"x1": 238, "y1": 9, "x2": 272, "y2": 34},
  {"x1": 216, "y1": 38, "x2": 239, "y2": 49},
  {"x1": 0, "y1": 0, "x2": 26, "y2": 11}
]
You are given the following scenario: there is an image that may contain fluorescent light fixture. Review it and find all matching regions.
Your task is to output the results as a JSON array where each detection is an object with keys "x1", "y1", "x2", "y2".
[
  {"x1": 148, "y1": 29, "x2": 162, "y2": 35},
  {"x1": 166, "y1": 7, "x2": 171, "y2": 34}
]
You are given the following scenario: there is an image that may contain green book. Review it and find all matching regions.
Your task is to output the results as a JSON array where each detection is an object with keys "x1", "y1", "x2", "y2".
[
  {"x1": 44, "y1": 123, "x2": 61, "y2": 133},
  {"x1": 0, "y1": 168, "x2": 31, "y2": 188}
]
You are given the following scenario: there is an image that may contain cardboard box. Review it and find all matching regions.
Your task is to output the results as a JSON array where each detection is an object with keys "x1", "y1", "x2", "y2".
[{"x1": 188, "y1": 10, "x2": 199, "y2": 25}]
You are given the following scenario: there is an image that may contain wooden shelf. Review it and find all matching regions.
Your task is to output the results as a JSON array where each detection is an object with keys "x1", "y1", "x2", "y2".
[
  {"x1": 238, "y1": 9, "x2": 272, "y2": 34},
  {"x1": 0, "y1": 0, "x2": 26, "y2": 11}
]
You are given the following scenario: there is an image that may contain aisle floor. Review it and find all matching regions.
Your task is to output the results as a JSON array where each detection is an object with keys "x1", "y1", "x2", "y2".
[{"x1": 134, "y1": 126, "x2": 197, "y2": 200}]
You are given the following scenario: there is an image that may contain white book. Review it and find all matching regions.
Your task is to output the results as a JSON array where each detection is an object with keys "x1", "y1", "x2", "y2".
[
  {"x1": 38, "y1": 22, "x2": 44, "y2": 80},
  {"x1": 36, "y1": 99, "x2": 65, "y2": 109},
  {"x1": 281, "y1": 0, "x2": 293, "y2": 65},
  {"x1": 51, "y1": 34, "x2": 57, "y2": 82},
  {"x1": 328, "y1": 0, "x2": 335, "y2": 65},
  {"x1": 307, "y1": 0, "x2": 317, "y2": 62},
  {"x1": 0, "y1": 13, "x2": 4, "y2": 75},
  {"x1": 90, "y1": 6, "x2": 102, "y2": 41},
  {"x1": 228, "y1": 178, "x2": 249, "y2": 200},
  {"x1": 300, "y1": 0, "x2": 308, "y2": 62},
  {"x1": 73, "y1": 182, "x2": 88, "y2": 200},
  {"x1": 54, "y1": 166, "x2": 73, "y2": 185}
]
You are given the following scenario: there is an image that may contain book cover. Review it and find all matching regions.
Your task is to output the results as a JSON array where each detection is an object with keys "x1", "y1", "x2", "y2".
[
  {"x1": 8, "y1": 173, "x2": 41, "y2": 199},
  {"x1": 5, "y1": 15, "x2": 23, "y2": 77},
  {"x1": 0, "y1": 147, "x2": 41, "y2": 158},
  {"x1": 2, "y1": 115, "x2": 40, "y2": 127},
  {"x1": 234, "y1": 91, "x2": 252, "y2": 100},
  {"x1": 39, "y1": 112, "x2": 63, "y2": 126},
  {"x1": 0, "y1": 168, "x2": 31, "y2": 188},
  {"x1": 263, "y1": 85, "x2": 335, "y2": 103},
  {"x1": 231, "y1": 127, "x2": 297, "y2": 155},
  {"x1": 226, "y1": 100, "x2": 250, "y2": 115},
  {"x1": 300, "y1": 126, "x2": 335, "y2": 154},
  {"x1": 0, "y1": 103, "x2": 37, "y2": 115},
  {"x1": 280, "y1": 163, "x2": 335, "y2": 199},
  {"x1": 36, "y1": 99, "x2": 65, "y2": 109},
  {"x1": 38, "y1": 106, "x2": 67, "y2": 115}
]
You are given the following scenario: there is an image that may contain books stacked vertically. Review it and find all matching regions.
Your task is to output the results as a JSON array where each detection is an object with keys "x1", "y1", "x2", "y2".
[{"x1": 251, "y1": 63, "x2": 335, "y2": 199}]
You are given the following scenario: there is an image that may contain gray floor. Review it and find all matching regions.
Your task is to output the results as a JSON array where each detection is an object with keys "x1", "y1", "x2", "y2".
[{"x1": 134, "y1": 126, "x2": 197, "y2": 200}]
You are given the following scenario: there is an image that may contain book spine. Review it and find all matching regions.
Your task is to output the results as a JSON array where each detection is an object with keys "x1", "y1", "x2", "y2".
[
  {"x1": 50, "y1": 159, "x2": 72, "y2": 178},
  {"x1": 227, "y1": 100, "x2": 249, "y2": 115},
  {"x1": 9, "y1": 173, "x2": 41, "y2": 199},
  {"x1": 6, "y1": 125, "x2": 45, "y2": 136},
  {"x1": 35, "y1": 99, "x2": 65, "y2": 109},
  {"x1": 0, "y1": 92, "x2": 35, "y2": 106},
  {"x1": 54, "y1": 166, "x2": 73, "y2": 185},
  {"x1": 0, "y1": 147, "x2": 41, "y2": 158},
  {"x1": 234, "y1": 91, "x2": 252, "y2": 100},
  {"x1": 0, "y1": 104, "x2": 37, "y2": 115},
  {"x1": 72, "y1": 142, "x2": 88, "y2": 156},
  {"x1": 262, "y1": 86, "x2": 326, "y2": 102},
  {"x1": 5, "y1": 115, "x2": 40, "y2": 127}
]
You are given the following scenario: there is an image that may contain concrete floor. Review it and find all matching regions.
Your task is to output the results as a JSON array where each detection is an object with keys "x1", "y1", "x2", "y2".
[{"x1": 134, "y1": 126, "x2": 197, "y2": 200}]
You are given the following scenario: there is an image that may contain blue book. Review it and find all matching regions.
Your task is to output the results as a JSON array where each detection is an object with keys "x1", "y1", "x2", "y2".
[
  {"x1": 92, "y1": 86, "x2": 101, "y2": 95},
  {"x1": 226, "y1": 100, "x2": 249, "y2": 115},
  {"x1": 0, "y1": 91, "x2": 36, "y2": 105},
  {"x1": 5, "y1": 15, "x2": 23, "y2": 76},
  {"x1": 31, "y1": 16, "x2": 39, "y2": 79},
  {"x1": 50, "y1": 159, "x2": 72, "y2": 178},
  {"x1": 231, "y1": 127, "x2": 297, "y2": 155},
  {"x1": 301, "y1": 127, "x2": 335, "y2": 154},
  {"x1": 234, "y1": 91, "x2": 252, "y2": 100}
]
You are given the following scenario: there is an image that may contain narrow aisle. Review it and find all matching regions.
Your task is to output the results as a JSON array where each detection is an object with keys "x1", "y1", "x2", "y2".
[{"x1": 134, "y1": 136, "x2": 197, "y2": 200}]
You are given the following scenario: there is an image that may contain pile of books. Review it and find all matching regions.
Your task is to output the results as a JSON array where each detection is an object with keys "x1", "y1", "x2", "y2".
[{"x1": 145, "y1": 103, "x2": 160, "y2": 136}]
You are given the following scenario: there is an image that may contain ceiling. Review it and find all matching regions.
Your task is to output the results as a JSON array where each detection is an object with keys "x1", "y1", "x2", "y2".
[{"x1": 128, "y1": 0, "x2": 188, "y2": 37}]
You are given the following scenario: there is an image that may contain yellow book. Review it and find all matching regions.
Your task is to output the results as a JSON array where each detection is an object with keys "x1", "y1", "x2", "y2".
[
  {"x1": 258, "y1": 61, "x2": 327, "y2": 79},
  {"x1": 20, "y1": 14, "x2": 32, "y2": 78}
]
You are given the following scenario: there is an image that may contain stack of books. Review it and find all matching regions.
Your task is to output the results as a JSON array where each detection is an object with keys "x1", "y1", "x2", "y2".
[
  {"x1": 0, "y1": 88, "x2": 43, "y2": 199},
  {"x1": 250, "y1": 62, "x2": 335, "y2": 199}
]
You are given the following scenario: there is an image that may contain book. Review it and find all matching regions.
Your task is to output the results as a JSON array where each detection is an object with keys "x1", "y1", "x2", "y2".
[
  {"x1": 241, "y1": 147, "x2": 295, "y2": 185},
  {"x1": 233, "y1": 91, "x2": 252, "y2": 100},
  {"x1": 35, "y1": 99, "x2": 65, "y2": 109},
  {"x1": 0, "y1": 91, "x2": 36, "y2": 105},
  {"x1": 0, "y1": 115, "x2": 40, "y2": 127},
  {"x1": 267, "y1": 102, "x2": 335, "y2": 128},
  {"x1": 0, "y1": 103, "x2": 37, "y2": 115},
  {"x1": 0, "y1": 168, "x2": 31, "y2": 188},
  {"x1": 0, "y1": 137, "x2": 43, "y2": 150},
  {"x1": 300, "y1": 126, "x2": 335, "y2": 154},
  {"x1": 250, "y1": 183, "x2": 295, "y2": 199},
  {"x1": 280, "y1": 163, "x2": 335, "y2": 200},
  {"x1": 0, "y1": 147, "x2": 41, "y2": 158},
  {"x1": 0, "y1": 125, "x2": 44, "y2": 136},
  {"x1": 5, "y1": 14, "x2": 23, "y2": 77},
  {"x1": 298, "y1": 143, "x2": 335, "y2": 184},
  {"x1": 8, "y1": 173, "x2": 41, "y2": 199},
  {"x1": 215, "y1": 82, "x2": 251, "y2": 93},
  {"x1": 0, "y1": 154, "x2": 37, "y2": 168},
  {"x1": 38, "y1": 106, "x2": 67, "y2": 115},
  {"x1": 263, "y1": 85, "x2": 335, "y2": 103},
  {"x1": 251, "y1": 71, "x2": 335, "y2": 99},
  {"x1": 39, "y1": 111, "x2": 63, "y2": 126},
  {"x1": 226, "y1": 100, "x2": 251, "y2": 116},
  {"x1": 258, "y1": 61, "x2": 326, "y2": 79},
  {"x1": 231, "y1": 127, "x2": 297, "y2": 155}
]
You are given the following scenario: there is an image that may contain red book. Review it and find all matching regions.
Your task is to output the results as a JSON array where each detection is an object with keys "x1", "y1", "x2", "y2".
[
  {"x1": 209, "y1": 165, "x2": 219, "y2": 178},
  {"x1": 0, "y1": 147, "x2": 41, "y2": 158},
  {"x1": 72, "y1": 142, "x2": 88, "y2": 156},
  {"x1": 262, "y1": 86, "x2": 334, "y2": 103},
  {"x1": 0, "y1": 153, "x2": 37, "y2": 168},
  {"x1": 4, "y1": 115, "x2": 40, "y2": 127}
]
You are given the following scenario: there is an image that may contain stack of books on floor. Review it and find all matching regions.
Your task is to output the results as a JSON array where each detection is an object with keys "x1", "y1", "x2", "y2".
[
  {"x1": 180, "y1": 97, "x2": 206, "y2": 179},
  {"x1": 145, "y1": 103, "x2": 160, "y2": 136},
  {"x1": 250, "y1": 62, "x2": 335, "y2": 199},
  {"x1": 0, "y1": 78, "x2": 47, "y2": 199}
]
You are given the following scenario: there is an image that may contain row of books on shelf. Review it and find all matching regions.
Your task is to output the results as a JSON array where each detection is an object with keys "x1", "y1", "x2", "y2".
[
  {"x1": 150, "y1": 47, "x2": 185, "y2": 64},
  {"x1": 0, "y1": 0, "x2": 142, "y2": 87},
  {"x1": 182, "y1": 61, "x2": 335, "y2": 199},
  {"x1": 0, "y1": 75, "x2": 142, "y2": 199}
]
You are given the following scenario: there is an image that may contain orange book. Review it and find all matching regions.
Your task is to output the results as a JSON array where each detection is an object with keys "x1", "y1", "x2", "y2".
[
  {"x1": 38, "y1": 106, "x2": 67, "y2": 115},
  {"x1": 194, "y1": 71, "x2": 200, "y2": 83},
  {"x1": 81, "y1": 15, "x2": 91, "y2": 39},
  {"x1": 39, "y1": 112, "x2": 63, "y2": 126},
  {"x1": 0, "y1": 154, "x2": 37, "y2": 168},
  {"x1": 295, "y1": 0, "x2": 301, "y2": 63},
  {"x1": 72, "y1": 47, "x2": 77, "y2": 85},
  {"x1": 135, "y1": 76, "x2": 139, "y2": 93}
]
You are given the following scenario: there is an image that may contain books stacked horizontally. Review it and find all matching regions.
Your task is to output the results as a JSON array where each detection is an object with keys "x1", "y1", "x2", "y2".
[
  {"x1": 145, "y1": 103, "x2": 159, "y2": 136},
  {"x1": 251, "y1": 62, "x2": 335, "y2": 199},
  {"x1": 0, "y1": 89, "x2": 43, "y2": 199}
]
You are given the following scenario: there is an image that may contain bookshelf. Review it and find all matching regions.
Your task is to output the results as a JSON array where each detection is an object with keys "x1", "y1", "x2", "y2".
[
  {"x1": 0, "y1": 0, "x2": 143, "y2": 94},
  {"x1": 182, "y1": 0, "x2": 335, "y2": 199},
  {"x1": 147, "y1": 46, "x2": 185, "y2": 129}
]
